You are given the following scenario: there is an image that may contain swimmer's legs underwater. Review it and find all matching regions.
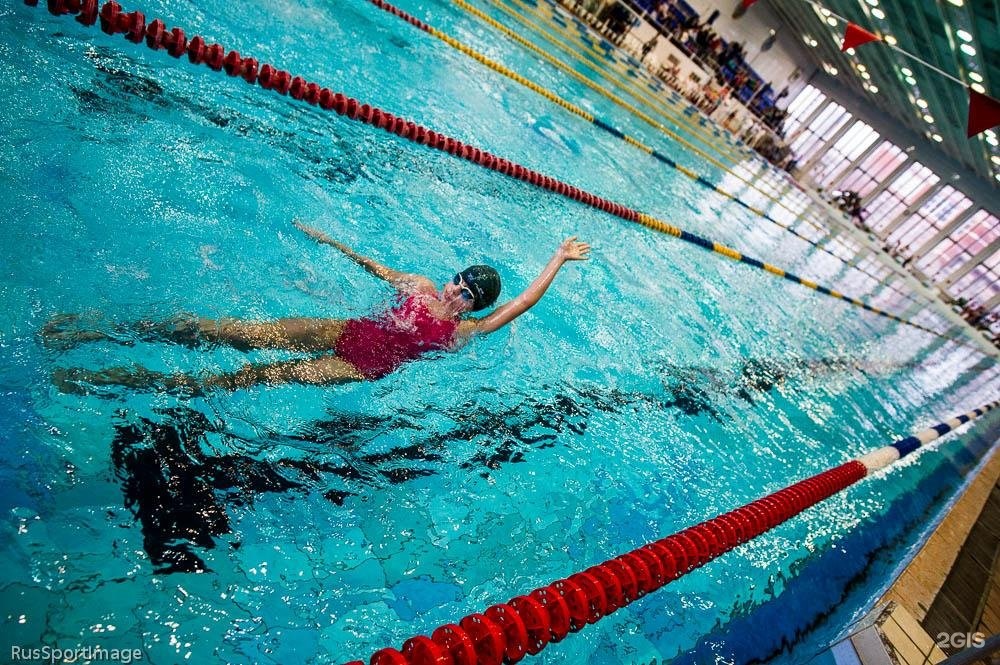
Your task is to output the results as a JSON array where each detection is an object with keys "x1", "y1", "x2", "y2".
[
  {"x1": 52, "y1": 355, "x2": 365, "y2": 395},
  {"x1": 42, "y1": 314, "x2": 348, "y2": 351},
  {"x1": 185, "y1": 317, "x2": 348, "y2": 352},
  {"x1": 44, "y1": 315, "x2": 362, "y2": 393}
]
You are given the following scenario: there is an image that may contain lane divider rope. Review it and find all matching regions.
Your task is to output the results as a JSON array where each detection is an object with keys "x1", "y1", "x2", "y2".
[
  {"x1": 24, "y1": 0, "x2": 947, "y2": 338},
  {"x1": 544, "y1": 0, "x2": 757, "y2": 163},
  {"x1": 539, "y1": 0, "x2": 865, "y2": 226},
  {"x1": 472, "y1": 0, "x2": 882, "y2": 247},
  {"x1": 473, "y1": 0, "x2": 753, "y2": 163},
  {"x1": 516, "y1": 0, "x2": 777, "y2": 184},
  {"x1": 499, "y1": 0, "x2": 862, "y2": 232},
  {"x1": 462, "y1": 0, "x2": 914, "y2": 286},
  {"x1": 459, "y1": 0, "x2": 780, "y2": 197},
  {"x1": 458, "y1": 0, "x2": 750, "y2": 164},
  {"x1": 349, "y1": 399, "x2": 1000, "y2": 665},
  {"x1": 473, "y1": 0, "x2": 793, "y2": 198},
  {"x1": 365, "y1": 0, "x2": 920, "y2": 306},
  {"x1": 504, "y1": 0, "x2": 870, "y2": 208}
]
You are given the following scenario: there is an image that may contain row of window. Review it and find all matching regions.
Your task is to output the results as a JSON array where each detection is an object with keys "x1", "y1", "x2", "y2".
[{"x1": 783, "y1": 84, "x2": 999, "y2": 322}]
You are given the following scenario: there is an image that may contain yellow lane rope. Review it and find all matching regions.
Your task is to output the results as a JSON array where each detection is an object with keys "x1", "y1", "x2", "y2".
[
  {"x1": 473, "y1": 0, "x2": 799, "y2": 203},
  {"x1": 383, "y1": 0, "x2": 918, "y2": 303}
]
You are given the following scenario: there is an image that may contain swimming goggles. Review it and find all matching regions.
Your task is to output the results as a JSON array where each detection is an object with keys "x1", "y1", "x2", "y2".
[{"x1": 452, "y1": 274, "x2": 475, "y2": 302}]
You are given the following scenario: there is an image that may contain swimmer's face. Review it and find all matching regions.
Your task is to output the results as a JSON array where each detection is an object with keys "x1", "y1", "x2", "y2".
[{"x1": 442, "y1": 274, "x2": 475, "y2": 313}]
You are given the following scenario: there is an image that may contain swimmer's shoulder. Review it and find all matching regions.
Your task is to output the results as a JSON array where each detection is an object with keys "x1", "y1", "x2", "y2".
[{"x1": 392, "y1": 273, "x2": 437, "y2": 295}]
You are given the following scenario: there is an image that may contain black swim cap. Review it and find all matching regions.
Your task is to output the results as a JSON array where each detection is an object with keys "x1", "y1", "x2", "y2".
[{"x1": 459, "y1": 265, "x2": 501, "y2": 311}]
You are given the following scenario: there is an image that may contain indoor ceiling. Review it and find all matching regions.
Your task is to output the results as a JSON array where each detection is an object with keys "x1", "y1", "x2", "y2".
[{"x1": 767, "y1": 0, "x2": 999, "y2": 188}]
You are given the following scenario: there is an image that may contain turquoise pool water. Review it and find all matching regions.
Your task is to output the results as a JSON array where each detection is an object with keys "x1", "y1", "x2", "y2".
[{"x1": 1, "y1": 0, "x2": 998, "y2": 663}]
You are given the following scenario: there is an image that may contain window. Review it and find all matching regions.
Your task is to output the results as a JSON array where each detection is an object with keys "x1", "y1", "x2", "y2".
[
  {"x1": 886, "y1": 186, "x2": 973, "y2": 256},
  {"x1": 865, "y1": 162, "x2": 939, "y2": 233},
  {"x1": 808, "y1": 121, "x2": 879, "y2": 189},
  {"x1": 789, "y1": 102, "x2": 851, "y2": 163},
  {"x1": 918, "y1": 210, "x2": 1000, "y2": 281},
  {"x1": 834, "y1": 141, "x2": 908, "y2": 198},
  {"x1": 785, "y1": 85, "x2": 827, "y2": 135},
  {"x1": 947, "y1": 249, "x2": 1000, "y2": 305}
]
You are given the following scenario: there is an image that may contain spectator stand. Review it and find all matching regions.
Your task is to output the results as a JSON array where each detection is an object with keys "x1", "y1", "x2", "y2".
[{"x1": 560, "y1": 0, "x2": 791, "y2": 167}]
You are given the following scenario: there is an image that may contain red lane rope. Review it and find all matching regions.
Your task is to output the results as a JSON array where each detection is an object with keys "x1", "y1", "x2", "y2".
[
  {"x1": 350, "y1": 398, "x2": 1000, "y2": 663},
  {"x1": 36, "y1": 0, "x2": 622, "y2": 217},
  {"x1": 346, "y1": 460, "x2": 867, "y2": 664}
]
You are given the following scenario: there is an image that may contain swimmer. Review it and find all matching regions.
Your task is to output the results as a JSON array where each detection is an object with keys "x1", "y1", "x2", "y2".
[{"x1": 46, "y1": 221, "x2": 590, "y2": 393}]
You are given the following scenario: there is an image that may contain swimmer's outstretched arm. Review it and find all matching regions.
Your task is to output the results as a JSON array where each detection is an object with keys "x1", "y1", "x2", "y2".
[
  {"x1": 293, "y1": 221, "x2": 435, "y2": 293},
  {"x1": 467, "y1": 236, "x2": 590, "y2": 336}
]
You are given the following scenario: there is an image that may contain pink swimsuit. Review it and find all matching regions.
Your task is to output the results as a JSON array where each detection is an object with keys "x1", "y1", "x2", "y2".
[{"x1": 335, "y1": 293, "x2": 460, "y2": 379}]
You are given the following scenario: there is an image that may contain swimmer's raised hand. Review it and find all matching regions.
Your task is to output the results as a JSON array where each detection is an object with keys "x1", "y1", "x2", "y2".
[
  {"x1": 463, "y1": 235, "x2": 591, "y2": 337},
  {"x1": 557, "y1": 236, "x2": 590, "y2": 262}
]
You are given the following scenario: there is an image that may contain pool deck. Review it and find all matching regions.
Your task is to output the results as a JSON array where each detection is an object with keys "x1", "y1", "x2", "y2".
[
  {"x1": 882, "y1": 444, "x2": 1000, "y2": 625},
  {"x1": 884, "y1": 442, "x2": 1000, "y2": 664},
  {"x1": 817, "y1": 443, "x2": 1000, "y2": 665}
]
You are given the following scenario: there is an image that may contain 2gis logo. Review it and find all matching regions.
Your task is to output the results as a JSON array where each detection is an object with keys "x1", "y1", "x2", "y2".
[{"x1": 935, "y1": 632, "x2": 986, "y2": 649}]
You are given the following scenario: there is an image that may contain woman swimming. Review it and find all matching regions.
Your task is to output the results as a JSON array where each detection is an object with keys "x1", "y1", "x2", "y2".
[{"x1": 46, "y1": 221, "x2": 590, "y2": 393}]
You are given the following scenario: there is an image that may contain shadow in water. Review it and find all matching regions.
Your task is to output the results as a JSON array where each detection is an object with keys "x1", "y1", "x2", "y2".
[
  {"x1": 111, "y1": 407, "x2": 437, "y2": 574},
  {"x1": 109, "y1": 355, "x2": 906, "y2": 573}
]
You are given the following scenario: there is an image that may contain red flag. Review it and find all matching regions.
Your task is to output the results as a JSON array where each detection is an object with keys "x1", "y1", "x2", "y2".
[
  {"x1": 967, "y1": 89, "x2": 1000, "y2": 137},
  {"x1": 741, "y1": 0, "x2": 758, "y2": 8},
  {"x1": 840, "y1": 23, "x2": 879, "y2": 51}
]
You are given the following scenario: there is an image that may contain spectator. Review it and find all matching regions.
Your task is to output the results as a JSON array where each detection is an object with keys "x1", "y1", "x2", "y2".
[{"x1": 641, "y1": 35, "x2": 659, "y2": 61}]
